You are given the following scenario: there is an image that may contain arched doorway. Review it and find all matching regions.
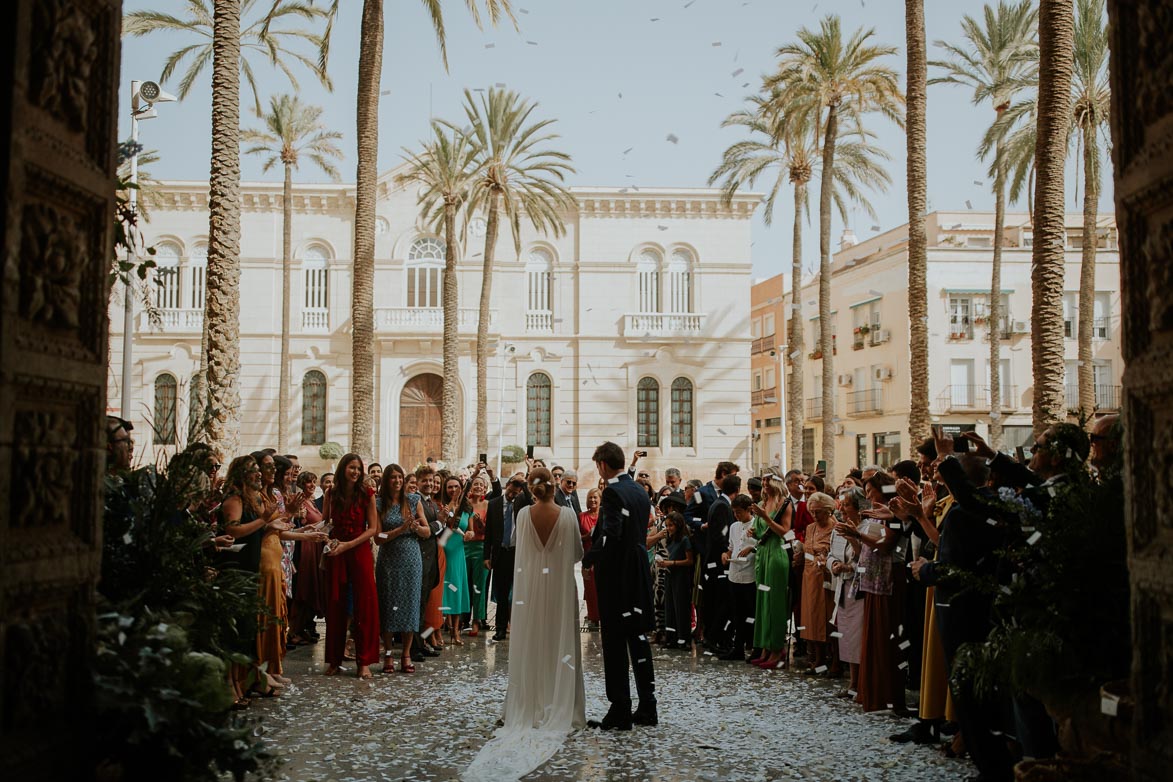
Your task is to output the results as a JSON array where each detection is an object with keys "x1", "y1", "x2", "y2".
[{"x1": 399, "y1": 373, "x2": 443, "y2": 470}]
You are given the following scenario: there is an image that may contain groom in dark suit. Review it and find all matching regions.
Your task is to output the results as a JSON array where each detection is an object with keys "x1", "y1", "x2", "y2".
[{"x1": 581, "y1": 441, "x2": 656, "y2": 730}]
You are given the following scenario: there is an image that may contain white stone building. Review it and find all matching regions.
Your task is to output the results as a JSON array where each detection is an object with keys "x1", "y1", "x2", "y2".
[
  {"x1": 108, "y1": 169, "x2": 760, "y2": 481},
  {"x1": 756, "y1": 211, "x2": 1123, "y2": 475}
]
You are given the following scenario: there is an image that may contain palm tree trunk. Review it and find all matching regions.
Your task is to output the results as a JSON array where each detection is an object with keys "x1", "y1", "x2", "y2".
[
  {"x1": 1076, "y1": 115, "x2": 1098, "y2": 421},
  {"x1": 788, "y1": 180, "x2": 806, "y2": 469},
  {"x1": 350, "y1": 0, "x2": 382, "y2": 461},
  {"x1": 1031, "y1": 0, "x2": 1076, "y2": 434},
  {"x1": 905, "y1": 0, "x2": 930, "y2": 459},
  {"x1": 989, "y1": 143, "x2": 1007, "y2": 450},
  {"x1": 203, "y1": 0, "x2": 243, "y2": 458},
  {"x1": 476, "y1": 192, "x2": 500, "y2": 457},
  {"x1": 441, "y1": 200, "x2": 461, "y2": 462},
  {"x1": 278, "y1": 161, "x2": 292, "y2": 453},
  {"x1": 818, "y1": 105, "x2": 839, "y2": 477}
]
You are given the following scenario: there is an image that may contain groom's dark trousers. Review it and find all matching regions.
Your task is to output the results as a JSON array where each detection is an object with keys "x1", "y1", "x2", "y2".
[{"x1": 582, "y1": 473, "x2": 655, "y2": 714}]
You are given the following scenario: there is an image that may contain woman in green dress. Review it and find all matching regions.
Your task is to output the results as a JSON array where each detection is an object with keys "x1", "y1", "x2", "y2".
[
  {"x1": 441, "y1": 476, "x2": 473, "y2": 645},
  {"x1": 750, "y1": 478, "x2": 793, "y2": 670}
]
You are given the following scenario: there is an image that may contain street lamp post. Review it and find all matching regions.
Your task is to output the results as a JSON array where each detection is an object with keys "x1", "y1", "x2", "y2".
[
  {"x1": 495, "y1": 343, "x2": 516, "y2": 476},
  {"x1": 120, "y1": 79, "x2": 176, "y2": 419}
]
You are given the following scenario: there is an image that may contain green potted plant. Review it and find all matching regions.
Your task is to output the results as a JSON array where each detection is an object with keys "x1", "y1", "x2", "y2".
[
  {"x1": 500, "y1": 444, "x2": 526, "y2": 475},
  {"x1": 319, "y1": 441, "x2": 344, "y2": 470}
]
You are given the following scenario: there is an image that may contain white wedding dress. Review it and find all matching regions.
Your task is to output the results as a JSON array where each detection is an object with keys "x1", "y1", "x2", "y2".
[{"x1": 463, "y1": 504, "x2": 586, "y2": 781}]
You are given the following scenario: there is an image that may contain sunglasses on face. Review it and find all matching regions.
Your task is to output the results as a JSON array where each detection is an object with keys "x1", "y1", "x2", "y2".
[
  {"x1": 638, "y1": 473, "x2": 650, "y2": 479},
  {"x1": 564, "y1": 480, "x2": 577, "y2": 486}
]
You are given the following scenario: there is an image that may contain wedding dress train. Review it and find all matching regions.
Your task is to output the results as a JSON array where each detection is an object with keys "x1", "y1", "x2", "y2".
[{"x1": 463, "y1": 505, "x2": 586, "y2": 781}]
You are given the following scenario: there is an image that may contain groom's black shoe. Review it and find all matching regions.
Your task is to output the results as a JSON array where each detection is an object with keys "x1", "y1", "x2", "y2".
[
  {"x1": 632, "y1": 707, "x2": 658, "y2": 727},
  {"x1": 587, "y1": 709, "x2": 633, "y2": 731}
]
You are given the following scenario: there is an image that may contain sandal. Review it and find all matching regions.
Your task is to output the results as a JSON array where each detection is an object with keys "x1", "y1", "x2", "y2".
[
  {"x1": 400, "y1": 656, "x2": 415, "y2": 673},
  {"x1": 358, "y1": 667, "x2": 374, "y2": 680},
  {"x1": 324, "y1": 665, "x2": 342, "y2": 676},
  {"x1": 382, "y1": 653, "x2": 396, "y2": 674}
]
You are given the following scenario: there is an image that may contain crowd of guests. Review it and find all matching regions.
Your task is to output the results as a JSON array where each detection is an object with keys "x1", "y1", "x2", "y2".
[{"x1": 104, "y1": 411, "x2": 1121, "y2": 779}]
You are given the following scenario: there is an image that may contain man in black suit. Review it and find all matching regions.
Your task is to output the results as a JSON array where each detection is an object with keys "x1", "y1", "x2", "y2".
[
  {"x1": 704, "y1": 473, "x2": 740, "y2": 657},
  {"x1": 555, "y1": 470, "x2": 582, "y2": 515},
  {"x1": 582, "y1": 441, "x2": 656, "y2": 730},
  {"x1": 483, "y1": 473, "x2": 531, "y2": 642}
]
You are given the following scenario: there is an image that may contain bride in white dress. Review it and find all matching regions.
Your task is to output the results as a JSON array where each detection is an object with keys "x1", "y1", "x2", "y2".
[{"x1": 464, "y1": 468, "x2": 586, "y2": 781}]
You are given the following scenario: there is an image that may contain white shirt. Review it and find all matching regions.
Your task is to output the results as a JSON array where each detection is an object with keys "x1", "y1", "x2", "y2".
[{"x1": 727, "y1": 520, "x2": 757, "y2": 584}]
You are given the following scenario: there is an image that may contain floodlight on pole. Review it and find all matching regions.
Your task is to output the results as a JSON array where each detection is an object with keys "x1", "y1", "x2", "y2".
[{"x1": 120, "y1": 79, "x2": 176, "y2": 420}]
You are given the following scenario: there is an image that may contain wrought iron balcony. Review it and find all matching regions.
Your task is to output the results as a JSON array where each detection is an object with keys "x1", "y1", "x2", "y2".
[
  {"x1": 1065, "y1": 384, "x2": 1121, "y2": 411},
  {"x1": 935, "y1": 385, "x2": 1019, "y2": 413},
  {"x1": 846, "y1": 388, "x2": 883, "y2": 416},
  {"x1": 806, "y1": 396, "x2": 824, "y2": 420}
]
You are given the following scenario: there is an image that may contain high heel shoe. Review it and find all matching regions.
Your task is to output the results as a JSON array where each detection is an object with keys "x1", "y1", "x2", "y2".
[
  {"x1": 382, "y1": 653, "x2": 396, "y2": 674},
  {"x1": 399, "y1": 656, "x2": 415, "y2": 673}
]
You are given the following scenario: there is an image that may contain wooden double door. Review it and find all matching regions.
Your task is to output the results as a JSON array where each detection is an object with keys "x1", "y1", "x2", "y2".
[{"x1": 398, "y1": 373, "x2": 442, "y2": 470}]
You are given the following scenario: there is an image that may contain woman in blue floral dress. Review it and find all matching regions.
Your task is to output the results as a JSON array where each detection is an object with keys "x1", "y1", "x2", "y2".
[{"x1": 375, "y1": 464, "x2": 427, "y2": 673}]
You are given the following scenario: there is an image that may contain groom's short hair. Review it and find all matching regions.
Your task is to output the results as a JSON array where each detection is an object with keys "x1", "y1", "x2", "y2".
[{"x1": 592, "y1": 441, "x2": 625, "y2": 471}]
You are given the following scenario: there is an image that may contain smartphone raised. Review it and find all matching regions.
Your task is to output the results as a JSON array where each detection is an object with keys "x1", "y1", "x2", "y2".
[
  {"x1": 955, "y1": 436, "x2": 971, "y2": 453},
  {"x1": 1015, "y1": 445, "x2": 1026, "y2": 463},
  {"x1": 479, "y1": 453, "x2": 488, "y2": 465},
  {"x1": 816, "y1": 459, "x2": 827, "y2": 474},
  {"x1": 526, "y1": 444, "x2": 535, "y2": 459}
]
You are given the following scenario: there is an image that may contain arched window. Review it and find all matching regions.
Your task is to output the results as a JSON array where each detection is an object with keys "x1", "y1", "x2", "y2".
[
  {"x1": 637, "y1": 377, "x2": 660, "y2": 448},
  {"x1": 526, "y1": 247, "x2": 554, "y2": 331},
  {"x1": 302, "y1": 244, "x2": 330, "y2": 331},
  {"x1": 189, "y1": 242, "x2": 207, "y2": 310},
  {"x1": 153, "y1": 241, "x2": 182, "y2": 310},
  {"x1": 407, "y1": 237, "x2": 445, "y2": 308},
  {"x1": 153, "y1": 373, "x2": 177, "y2": 445},
  {"x1": 526, "y1": 372, "x2": 552, "y2": 447},
  {"x1": 671, "y1": 377, "x2": 694, "y2": 448},
  {"x1": 637, "y1": 249, "x2": 661, "y2": 313},
  {"x1": 667, "y1": 249, "x2": 694, "y2": 313},
  {"x1": 302, "y1": 370, "x2": 327, "y2": 445}
]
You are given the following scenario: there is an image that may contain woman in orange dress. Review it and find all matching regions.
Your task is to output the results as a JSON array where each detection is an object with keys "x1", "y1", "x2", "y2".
[
  {"x1": 579, "y1": 488, "x2": 601, "y2": 626},
  {"x1": 799, "y1": 492, "x2": 837, "y2": 674}
]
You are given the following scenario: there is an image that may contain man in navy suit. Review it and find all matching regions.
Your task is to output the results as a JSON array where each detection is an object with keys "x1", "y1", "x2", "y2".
[{"x1": 582, "y1": 441, "x2": 656, "y2": 730}]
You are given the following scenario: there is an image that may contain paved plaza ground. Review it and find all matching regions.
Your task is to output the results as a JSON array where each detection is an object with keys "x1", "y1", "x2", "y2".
[{"x1": 252, "y1": 627, "x2": 974, "y2": 781}]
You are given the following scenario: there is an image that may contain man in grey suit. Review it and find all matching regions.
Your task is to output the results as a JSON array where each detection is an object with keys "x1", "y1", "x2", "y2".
[{"x1": 555, "y1": 470, "x2": 582, "y2": 515}]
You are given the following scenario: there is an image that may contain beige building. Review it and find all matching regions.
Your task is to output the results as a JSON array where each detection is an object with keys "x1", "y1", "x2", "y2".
[
  {"x1": 768, "y1": 211, "x2": 1122, "y2": 475},
  {"x1": 108, "y1": 170, "x2": 761, "y2": 481},
  {"x1": 749, "y1": 275, "x2": 786, "y2": 470}
]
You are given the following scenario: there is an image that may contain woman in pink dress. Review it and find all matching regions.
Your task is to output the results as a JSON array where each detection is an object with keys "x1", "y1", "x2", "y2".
[{"x1": 578, "y1": 488, "x2": 601, "y2": 627}]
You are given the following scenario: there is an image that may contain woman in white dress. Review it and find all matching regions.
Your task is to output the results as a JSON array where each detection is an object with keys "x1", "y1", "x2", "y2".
[{"x1": 464, "y1": 467, "x2": 586, "y2": 781}]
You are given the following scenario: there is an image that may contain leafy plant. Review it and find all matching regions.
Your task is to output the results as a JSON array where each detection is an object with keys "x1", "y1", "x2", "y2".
[
  {"x1": 500, "y1": 444, "x2": 526, "y2": 464},
  {"x1": 319, "y1": 441, "x2": 344, "y2": 461},
  {"x1": 96, "y1": 448, "x2": 277, "y2": 780}
]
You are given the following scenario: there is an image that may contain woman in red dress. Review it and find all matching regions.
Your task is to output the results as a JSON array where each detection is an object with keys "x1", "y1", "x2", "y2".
[
  {"x1": 322, "y1": 453, "x2": 380, "y2": 679},
  {"x1": 579, "y1": 488, "x2": 601, "y2": 627}
]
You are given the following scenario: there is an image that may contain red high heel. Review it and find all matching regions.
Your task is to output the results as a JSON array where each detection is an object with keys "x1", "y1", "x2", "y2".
[{"x1": 399, "y1": 656, "x2": 415, "y2": 673}]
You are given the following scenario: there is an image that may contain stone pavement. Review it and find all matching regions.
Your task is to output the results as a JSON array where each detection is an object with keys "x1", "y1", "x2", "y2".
[{"x1": 250, "y1": 628, "x2": 973, "y2": 781}]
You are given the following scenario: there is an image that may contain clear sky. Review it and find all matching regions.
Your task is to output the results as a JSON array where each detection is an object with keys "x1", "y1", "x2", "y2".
[{"x1": 119, "y1": 0, "x2": 1114, "y2": 280}]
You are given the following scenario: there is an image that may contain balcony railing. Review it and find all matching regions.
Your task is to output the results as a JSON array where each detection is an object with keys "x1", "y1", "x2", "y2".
[
  {"x1": 622, "y1": 312, "x2": 706, "y2": 338},
  {"x1": 846, "y1": 388, "x2": 883, "y2": 416},
  {"x1": 805, "y1": 396, "x2": 824, "y2": 420},
  {"x1": 751, "y1": 334, "x2": 776, "y2": 354},
  {"x1": 301, "y1": 308, "x2": 329, "y2": 332},
  {"x1": 526, "y1": 310, "x2": 553, "y2": 333},
  {"x1": 138, "y1": 308, "x2": 203, "y2": 333},
  {"x1": 374, "y1": 307, "x2": 494, "y2": 334},
  {"x1": 935, "y1": 385, "x2": 1019, "y2": 413},
  {"x1": 1065, "y1": 384, "x2": 1121, "y2": 411}
]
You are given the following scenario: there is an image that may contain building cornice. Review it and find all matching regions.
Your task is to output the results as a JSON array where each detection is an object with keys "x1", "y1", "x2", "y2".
[{"x1": 153, "y1": 181, "x2": 355, "y2": 214}]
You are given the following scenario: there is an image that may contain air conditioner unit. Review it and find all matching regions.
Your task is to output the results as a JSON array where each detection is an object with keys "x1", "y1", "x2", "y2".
[
  {"x1": 837, "y1": 373, "x2": 853, "y2": 387},
  {"x1": 1012, "y1": 320, "x2": 1030, "y2": 334},
  {"x1": 834, "y1": 424, "x2": 845, "y2": 435},
  {"x1": 870, "y1": 328, "x2": 891, "y2": 345},
  {"x1": 874, "y1": 366, "x2": 893, "y2": 382}
]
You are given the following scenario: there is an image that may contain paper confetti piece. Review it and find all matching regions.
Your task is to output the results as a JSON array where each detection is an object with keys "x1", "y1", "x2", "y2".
[
  {"x1": 542, "y1": 567, "x2": 550, "y2": 574},
  {"x1": 448, "y1": 583, "x2": 457, "y2": 592},
  {"x1": 1027, "y1": 530, "x2": 1042, "y2": 546},
  {"x1": 815, "y1": 665, "x2": 827, "y2": 674},
  {"x1": 898, "y1": 640, "x2": 911, "y2": 650},
  {"x1": 758, "y1": 584, "x2": 771, "y2": 592},
  {"x1": 1101, "y1": 694, "x2": 1119, "y2": 716},
  {"x1": 830, "y1": 631, "x2": 843, "y2": 638}
]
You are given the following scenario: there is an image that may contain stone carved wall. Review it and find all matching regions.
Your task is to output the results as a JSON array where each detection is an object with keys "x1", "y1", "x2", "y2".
[
  {"x1": 1107, "y1": 2, "x2": 1173, "y2": 780},
  {"x1": 0, "y1": 0, "x2": 119, "y2": 777}
]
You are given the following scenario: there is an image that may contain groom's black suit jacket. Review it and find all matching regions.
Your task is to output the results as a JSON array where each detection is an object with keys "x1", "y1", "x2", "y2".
[{"x1": 581, "y1": 473, "x2": 653, "y2": 630}]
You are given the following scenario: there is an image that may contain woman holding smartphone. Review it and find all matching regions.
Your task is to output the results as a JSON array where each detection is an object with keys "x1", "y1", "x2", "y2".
[
  {"x1": 322, "y1": 453, "x2": 380, "y2": 679},
  {"x1": 464, "y1": 469, "x2": 491, "y2": 637}
]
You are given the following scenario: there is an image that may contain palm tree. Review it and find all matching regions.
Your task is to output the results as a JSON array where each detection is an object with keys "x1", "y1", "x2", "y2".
[
  {"x1": 125, "y1": 0, "x2": 334, "y2": 454},
  {"x1": 709, "y1": 94, "x2": 891, "y2": 469},
  {"x1": 395, "y1": 124, "x2": 483, "y2": 462},
  {"x1": 123, "y1": 0, "x2": 333, "y2": 117},
  {"x1": 906, "y1": 0, "x2": 930, "y2": 459},
  {"x1": 1030, "y1": 0, "x2": 1075, "y2": 432},
  {"x1": 243, "y1": 95, "x2": 343, "y2": 452},
  {"x1": 349, "y1": 0, "x2": 516, "y2": 462},
  {"x1": 451, "y1": 87, "x2": 576, "y2": 457},
  {"x1": 1070, "y1": 0, "x2": 1110, "y2": 422},
  {"x1": 931, "y1": 0, "x2": 1039, "y2": 450},
  {"x1": 768, "y1": 16, "x2": 904, "y2": 477}
]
